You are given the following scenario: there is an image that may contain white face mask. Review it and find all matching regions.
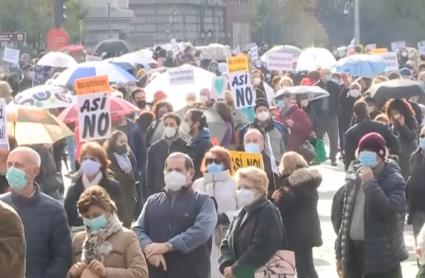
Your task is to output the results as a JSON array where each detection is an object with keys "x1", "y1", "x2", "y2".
[
  {"x1": 256, "y1": 111, "x2": 270, "y2": 122},
  {"x1": 236, "y1": 188, "x2": 256, "y2": 207},
  {"x1": 164, "y1": 127, "x2": 177, "y2": 138},
  {"x1": 323, "y1": 74, "x2": 332, "y2": 82},
  {"x1": 164, "y1": 170, "x2": 187, "y2": 191},
  {"x1": 349, "y1": 89, "x2": 361, "y2": 98},
  {"x1": 301, "y1": 99, "x2": 309, "y2": 107},
  {"x1": 200, "y1": 95, "x2": 209, "y2": 104},
  {"x1": 180, "y1": 121, "x2": 191, "y2": 136},
  {"x1": 253, "y1": 77, "x2": 262, "y2": 86}
]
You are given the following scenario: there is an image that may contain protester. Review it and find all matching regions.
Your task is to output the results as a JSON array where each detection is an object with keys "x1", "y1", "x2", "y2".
[
  {"x1": 0, "y1": 200, "x2": 26, "y2": 278},
  {"x1": 334, "y1": 133, "x2": 408, "y2": 278},
  {"x1": 0, "y1": 147, "x2": 72, "y2": 277},
  {"x1": 215, "y1": 101, "x2": 236, "y2": 148},
  {"x1": 131, "y1": 87, "x2": 148, "y2": 112},
  {"x1": 65, "y1": 142, "x2": 124, "y2": 227},
  {"x1": 68, "y1": 186, "x2": 148, "y2": 278},
  {"x1": 0, "y1": 80, "x2": 13, "y2": 103},
  {"x1": 272, "y1": 151, "x2": 322, "y2": 278},
  {"x1": 386, "y1": 98, "x2": 419, "y2": 178},
  {"x1": 134, "y1": 152, "x2": 217, "y2": 278},
  {"x1": 199, "y1": 88, "x2": 215, "y2": 108},
  {"x1": 146, "y1": 100, "x2": 174, "y2": 146},
  {"x1": 193, "y1": 146, "x2": 238, "y2": 278},
  {"x1": 104, "y1": 130, "x2": 137, "y2": 228},
  {"x1": 0, "y1": 135, "x2": 17, "y2": 194},
  {"x1": 146, "y1": 113, "x2": 187, "y2": 195},
  {"x1": 181, "y1": 108, "x2": 213, "y2": 179},
  {"x1": 219, "y1": 166, "x2": 284, "y2": 278}
]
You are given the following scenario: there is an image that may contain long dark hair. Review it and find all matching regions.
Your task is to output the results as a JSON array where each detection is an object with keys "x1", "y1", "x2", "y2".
[
  {"x1": 385, "y1": 98, "x2": 416, "y2": 122},
  {"x1": 188, "y1": 109, "x2": 208, "y2": 131},
  {"x1": 103, "y1": 130, "x2": 127, "y2": 159}
]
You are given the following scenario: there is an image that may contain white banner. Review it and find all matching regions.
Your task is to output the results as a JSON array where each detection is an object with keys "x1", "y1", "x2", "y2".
[
  {"x1": 0, "y1": 98, "x2": 8, "y2": 150},
  {"x1": 229, "y1": 71, "x2": 256, "y2": 109},
  {"x1": 391, "y1": 41, "x2": 406, "y2": 52},
  {"x1": 3, "y1": 47, "x2": 20, "y2": 64},
  {"x1": 211, "y1": 76, "x2": 227, "y2": 99},
  {"x1": 78, "y1": 92, "x2": 112, "y2": 141},
  {"x1": 168, "y1": 67, "x2": 194, "y2": 85},
  {"x1": 418, "y1": 41, "x2": 425, "y2": 55},
  {"x1": 268, "y1": 52, "x2": 293, "y2": 71},
  {"x1": 380, "y1": 52, "x2": 399, "y2": 72}
]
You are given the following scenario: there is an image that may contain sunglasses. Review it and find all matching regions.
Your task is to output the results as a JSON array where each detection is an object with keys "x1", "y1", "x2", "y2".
[{"x1": 206, "y1": 158, "x2": 221, "y2": 164}]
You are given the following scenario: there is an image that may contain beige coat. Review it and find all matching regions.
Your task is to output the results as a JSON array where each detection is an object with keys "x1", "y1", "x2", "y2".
[
  {"x1": 0, "y1": 200, "x2": 26, "y2": 278},
  {"x1": 69, "y1": 228, "x2": 148, "y2": 278}
]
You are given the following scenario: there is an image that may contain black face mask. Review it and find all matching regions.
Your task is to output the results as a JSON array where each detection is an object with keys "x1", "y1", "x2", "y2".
[{"x1": 136, "y1": 100, "x2": 146, "y2": 109}]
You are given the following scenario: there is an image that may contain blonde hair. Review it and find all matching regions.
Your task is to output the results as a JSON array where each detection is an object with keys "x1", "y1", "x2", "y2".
[
  {"x1": 280, "y1": 76, "x2": 294, "y2": 87},
  {"x1": 278, "y1": 151, "x2": 308, "y2": 175},
  {"x1": 234, "y1": 166, "x2": 269, "y2": 196}
]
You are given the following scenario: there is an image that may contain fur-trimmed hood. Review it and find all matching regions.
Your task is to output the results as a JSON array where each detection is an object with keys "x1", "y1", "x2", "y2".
[{"x1": 287, "y1": 168, "x2": 322, "y2": 188}]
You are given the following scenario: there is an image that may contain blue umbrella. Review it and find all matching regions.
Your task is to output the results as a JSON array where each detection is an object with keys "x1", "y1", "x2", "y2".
[
  {"x1": 53, "y1": 61, "x2": 136, "y2": 88},
  {"x1": 336, "y1": 54, "x2": 386, "y2": 78}
]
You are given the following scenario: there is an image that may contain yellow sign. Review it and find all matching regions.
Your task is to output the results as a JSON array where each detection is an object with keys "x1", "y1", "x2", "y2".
[
  {"x1": 370, "y1": 48, "x2": 388, "y2": 55},
  {"x1": 227, "y1": 55, "x2": 249, "y2": 73},
  {"x1": 229, "y1": 151, "x2": 264, "y2": 175},
  {"x1": 75, "y1": 75, "x2": 111, "y2": 95}
]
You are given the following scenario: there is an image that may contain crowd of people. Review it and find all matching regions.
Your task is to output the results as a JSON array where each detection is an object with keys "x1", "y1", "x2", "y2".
[{"x1": 2, "y1": 43, "x2": 425, "y2": 278}]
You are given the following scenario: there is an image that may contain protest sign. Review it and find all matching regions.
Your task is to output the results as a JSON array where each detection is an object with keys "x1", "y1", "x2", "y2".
[
  {"x1": 370, "y1": 48, "x2": 388, "y2": 55},
  {"x1": 418, "y1": 41, "x2": 425, "y2": 55},
  {"x1": 76, "y1": 76, "x2": 112, "y2": 141},
  {"x1": 0, "y1": 99, "x2": 8, "y2": 150},
  {"x1": 211, "y1": 76, "x2": 227, "y2": 99},
  {"x1": 229, "y1": 151, "x2": 264, "y2": 175},
  {"x1": 168, "y1": 67, "x2": 194, "y2": 85},
  {"x1": 267, "y1": 52, "x2": 293, "y2": 71},
  {"x1": 3, "y1": 47, "x2": 20, "y2": 65},
  {"x1": 391, "y1": 41, "x2": 406, "y2": 52},
  {"x1": 229, "y1": 71, "x2": 256, "y2": 109},
  {"x1": 227, "y1": 55, "x2": 249, "y2": 73},
  {"x1": 365, "y1": 43, "x2": 377, "y2": 51},
  {"x1": 379, "y1": 52, "x2": 399, "y2": 72},
  {"x1": 247, "y1": 43, "x2": 259, "y2": 63}
]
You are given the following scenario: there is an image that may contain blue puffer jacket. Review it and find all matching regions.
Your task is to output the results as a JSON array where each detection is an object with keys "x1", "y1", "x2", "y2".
[{"x1": 334, "y1": 160, "x2": 408, "y2": 274}]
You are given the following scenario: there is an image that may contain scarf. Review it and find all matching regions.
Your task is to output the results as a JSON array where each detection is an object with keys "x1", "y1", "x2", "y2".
[
  {"x1": 81, "y1": 214, "x2": 122, "y2": 264},
  {"x1": 113, "y1": 153, "x2": 133, "y2": 174},
  {"x1": 82, "y1": 172, "x2": 103, "y2": 189}
]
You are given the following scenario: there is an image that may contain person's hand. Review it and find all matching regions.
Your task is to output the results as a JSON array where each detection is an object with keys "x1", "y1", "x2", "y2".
[
  {"x1": 359, "y1": 167, "x2": 374, "y2": 184},
  {"x1": 69, "y1": 262, "x2": 86, "y2": 278},
  {"x1": 286, "y1": 119, "x2": 294, "y2": 127},
  {"x1": 398, "y1": 115, "x2": 405, "y2": 126},
  {"x1": 336, "y1": 259, "x2": 344, "y2": 278},
  {"x1": 224, "y1": 266, "x2": 234, "y2": 278},
  {"x1": 87, "y1": 260, "x2": 107, "y2": 278},
  {"x1": 148, "y1": 255, "x2": 167, "y2": 271},
  {"x1": 145, "y1": 243, "x2": 172, "y2": 258},
  {"x1": 271, "y1": 189, "x2": 282, "y2": 203}
]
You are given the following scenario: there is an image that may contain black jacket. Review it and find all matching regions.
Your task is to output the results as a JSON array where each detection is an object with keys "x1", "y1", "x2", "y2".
[
  {"x1": 275, "y1": 168, "x2": 322, "y2": 251},
  {"x1": 344, "y1": 119, "x2": 400, "y2": 170},
  {"x1": 187, "y1": 128, "x2": 213, "y2": 180},
  {"x1": 337, "y1": 88, "x2": 358, "y2": 132},
  {"x1": 407, "y1": 148, "x2": 425, "y2": 214},
  {"x1": 391, "y1": 117, "x2": 418, "y2": 178},
  {"x1": 117, "y1": 120, "x2": 147, "y2": 174},
  {"x1": 219, "y1": 198, "x2": 284, "y2": 277},
  {"x1": 64, "y1": 170, "x2": 124, "y2": 226},
  {"x1": 146, "y1": 137, "x2": 187, "y2": 195}
]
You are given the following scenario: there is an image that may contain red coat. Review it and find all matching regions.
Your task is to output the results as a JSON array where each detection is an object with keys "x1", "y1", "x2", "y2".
[{"x1": 275, "y1": 104, "x2": 313, "y2": 151}]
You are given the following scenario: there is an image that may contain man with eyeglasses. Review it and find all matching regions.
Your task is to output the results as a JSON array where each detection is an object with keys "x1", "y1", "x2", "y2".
[{"x1": 134, "y1": 152, "x2": 217, "y2": 278}]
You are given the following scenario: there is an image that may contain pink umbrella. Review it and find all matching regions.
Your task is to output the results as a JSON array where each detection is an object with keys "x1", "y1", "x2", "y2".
[{"x1": 58, "y1": 96, "x2": 139, "y2": 124}]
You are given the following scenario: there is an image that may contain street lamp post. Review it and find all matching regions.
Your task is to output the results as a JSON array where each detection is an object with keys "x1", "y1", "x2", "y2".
[
  {"x1": 354, "y1": 0, "x2": 360, "y2": 44},
  {"x1": 107, "y1": 1, "x2": 111, "y2": 39}
]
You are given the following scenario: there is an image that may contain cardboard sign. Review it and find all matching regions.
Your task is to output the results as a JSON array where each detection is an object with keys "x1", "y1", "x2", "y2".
[
  {"x1": 168, "y1": 67, "x2": 194, "y2": 85},
  {"x1": 418, "y1": 41, "x2": 425, "y2": 55},
  {"x1": 78, "y1": 92, "x2": 112, "y2": 141},
  {"x1": 370, "y1": 48, "x2": 388, "y2": 55},
  {"x1": 75, "y1": 76, "x2": 111, "y2": 95},
  {"x1": 227, "y1": 55, "x2": 249, "y2": 73},
  {"x1": 365, "y1": 43, "x2": 377, "y2": 51},
  {"x1": 0, "y1": 99, "x2": 8, "y2": 150},
  {"x1": 229, "y1": 151, "x2": 264, "y2": 175},
  {"x1": 211, "y1": 76, "x2": 227, "y2": 99},
  {"x1": 267, "y1": 52, "x2": 293, "y2": 71},
  {"x1": 247, "y1": 43, "x2": 259, "y2": 63},
  {"x1": 229, "y1": 71, "x2": 256, "y2": 109},
  {"x1": 391, "y1": 41, "x2": 406, "y2": 52},
  {"x1": 379, "y1": 52, "x2": 399, "y2": 72},
  {"x1": 3, "y1": 47, "x2": 20, "y2": 64}
]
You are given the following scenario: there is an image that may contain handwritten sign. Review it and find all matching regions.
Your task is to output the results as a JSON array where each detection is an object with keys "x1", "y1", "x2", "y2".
[
  {"x1": 168, "y1": 67, "x2": 194, "y2": 85},
  {"x1": 75, "y1": 75, "x2": 111, "y2": 95},
  {"x1": 0, "y1": 99, "x2": 8, "y2": 150},
  {"x1": 418, "y1": 41, "x2": 425, "y2": 55},
  {"x1": 391, "y1": 41, "x2": 406, "y2": 53},
  {"x1": 229, "y1": 151, "x2": 264, "y2": 175},
  {"x1": 211, "y1": 76, "x2": 227, "y2": 99},
  {"x1": 3, "y1": 47, "x2": 20, "y2": 65},
  {"x1": 379, "y1": 52, "x2": 399, "y2": 72},
  {"x1": 227, "y1": 55, "x2": 249, "y2": 74},
  {"x1": 247, "y1": 43, "x2": 259, "y2": 63},
  {"x1": 229, "y1": 71, "x2": 256, "y2": 109},
  {"x1": 267, "y1": 52, "x2": 293, "y2": 71}
]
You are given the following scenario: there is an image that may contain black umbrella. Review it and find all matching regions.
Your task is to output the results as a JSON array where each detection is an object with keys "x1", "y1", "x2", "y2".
[
  {"x1": 367, "y1": 79, "x2": 425, "y2": 104},
  {"x1": 93, "y1": 39, "x2": 131, "y2": 58}
]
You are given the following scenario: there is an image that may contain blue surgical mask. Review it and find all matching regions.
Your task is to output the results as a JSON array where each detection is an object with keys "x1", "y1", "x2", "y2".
[
  {"x1": 207, "y1": 162, "x2": 223, "y2": 174},
  {"x1": 275, "y1": 99, "x2": 286, "y2": 109},
  {"x1": 420, "y1": 138, "x2": 425, "y2": 150},
  {"x1": 359, "y1": 151, "x2": 379, "y2": 168},
  {"x1": 6, "y1": 167, "x2": 27, "y2": 191},
  {"x1": 245, "y1": 143, "x2": 261, "y2": 154},
  {"x1": 83, "y1": 214, "x2": 108, "y2": 231}
]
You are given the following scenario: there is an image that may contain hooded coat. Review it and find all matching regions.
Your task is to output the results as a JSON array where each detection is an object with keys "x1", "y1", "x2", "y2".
[{"x1": 187, "y1": 128, "x2": 213, "y2": 180}]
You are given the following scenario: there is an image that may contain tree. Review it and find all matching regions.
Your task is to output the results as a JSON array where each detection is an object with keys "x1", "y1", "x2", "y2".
[{"x1": 64, "y1": 0, "x2": 88, "y2": 44}]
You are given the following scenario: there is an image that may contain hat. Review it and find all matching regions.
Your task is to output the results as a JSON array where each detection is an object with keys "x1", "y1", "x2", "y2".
[
  {"x1": 153, "y1": 90, "x2": 167, "y2": 103},
  {"x1": 358, "y1": 132, "x2": 386, "y2": 158},
  {"x1": 400, "y1": 68, "x2": 412, "y2": 77},
  {"x1": 255, "y1": 98, "x2": 269, "y2": 111}
]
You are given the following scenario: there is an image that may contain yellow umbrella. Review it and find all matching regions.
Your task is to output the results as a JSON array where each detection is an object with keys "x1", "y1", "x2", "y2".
[{"x1": 7, "y1": 105, "x2": 73, "y2": 145}]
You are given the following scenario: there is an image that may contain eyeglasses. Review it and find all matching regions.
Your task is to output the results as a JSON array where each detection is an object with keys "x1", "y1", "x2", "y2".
[{"x1": 206, "y1": 158, "x2": 221, "y2": 164}]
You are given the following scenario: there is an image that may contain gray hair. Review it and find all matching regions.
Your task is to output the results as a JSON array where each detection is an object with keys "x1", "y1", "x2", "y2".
[
  {"x1": 244, "y1": 128, "x2": 264, "y2": 143},
  {"x1": 164, "y1": 152, "x2": 194, "y2": 171},
  {"x1": 9, "y1": 147, "x2": 41, "y2": 167}
]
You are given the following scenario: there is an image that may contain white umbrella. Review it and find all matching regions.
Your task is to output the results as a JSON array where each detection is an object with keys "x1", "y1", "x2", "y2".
[
  {"x1": 144, "y1": 64, "x2": 215, "y2": 110},
  {"x1": 109, "y1": 49, "x2": 157, "y2": 68},
  {"x1": 37, "y1": 52, "x2": 78, "y2": 68},
  {"x1": 260, "y1": 45, "x2": 302, "y2": 64},
  {"x1": 197, "y1": 44, "x2": 232, "y2": 61},
  {"x1": 14, "y1": 85, "x2": 73, "y2": 109},
  {"x1": 296, "y1": 48, "x2": 337, "y2": 72}
]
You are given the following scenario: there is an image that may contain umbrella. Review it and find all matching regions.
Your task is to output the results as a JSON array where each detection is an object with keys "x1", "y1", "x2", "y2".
[
  {"x1": 93, "y1": 39, "x2": 130, "y2": 57},
  {"x1": 53, "y1": 61, "x2": 136, "y2": 88},
  {"x1": 144, "y1": 64, "x2": 216, "y2": 110},
  {"x1": 112, "y1": 49, "x2": 157, "y2": 67},
  {"x1": 197, "y1": 44, "x2": 232, "y2": 61},
  {"x1": 7, "y1": 105, "x2": 73, "y2": 145},
  {"x1": 296, "y1": 48, "x2": 337, "y2": 72},
  {"x1": 59, "y1": 44, "x2": 85, "y2": 57},
  {"x1": 367, "y1": 79, "x2": 425, "y2": 104},
  {"x1": 275, "y1": 86, "x2": 330, "y2": 101},
  {"x1": 14, "y1": 85, "x2": 73, "y2": 108},
  {"x1": 58, "y1": 96, "x2": 139, "y2": 124},
  {"x1": 260, "y1": 45, "x2": 302, "y2": 64},
  {"x1": 336, "y1": 54, "x2": 386, "y2": 78},
  {"x1": 37, "y1": 52, "x2": 77, "y2": 68}
]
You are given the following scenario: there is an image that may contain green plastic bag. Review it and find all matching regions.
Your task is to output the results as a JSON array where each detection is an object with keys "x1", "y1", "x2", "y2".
[{"x1": 311, "y1": 138, "x2": 327, "y2": 163}]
